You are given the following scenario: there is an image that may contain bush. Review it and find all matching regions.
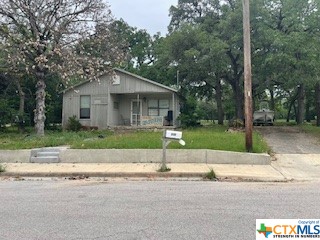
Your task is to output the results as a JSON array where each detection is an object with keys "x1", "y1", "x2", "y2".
[
  {"x1": 228, "y1": 118, "x2": 244, "y2": 128},
  {"x1": 66, "y1": 116, "x2": 82, "y2": 131},
  {"x1": 0, "y1": 164, "x2": 6, "y2": 173},
  {"x1": 204, "y1": 168, "x2": 216, "y2": 180},
  {"x1": 179, "y1": 96, "x2": 201, "y2": 128}
]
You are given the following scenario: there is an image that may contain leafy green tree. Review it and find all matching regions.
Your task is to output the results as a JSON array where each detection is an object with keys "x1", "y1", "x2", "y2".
[
  {"x1": 252, "y1": 0, "x2": 320, "y2": 124},
  {"x1": 166, "y1": 0, "x2": 320, "y2": 126},
  {"x1": 168, "y1": 0, "x2": 245, "y2": 121},
  {"x1": 110, "y1": 19, "x2": 157, "y2": 70}
]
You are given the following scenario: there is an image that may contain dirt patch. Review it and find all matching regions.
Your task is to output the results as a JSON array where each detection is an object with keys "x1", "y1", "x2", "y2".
[{"x1": 256, "y1": 126, "x2": 320, "y2": 154}]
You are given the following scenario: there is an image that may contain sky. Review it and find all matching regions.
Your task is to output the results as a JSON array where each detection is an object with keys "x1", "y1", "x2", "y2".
[{"x1": 108, "y1": 0, "x2": 178, "y2": 36}]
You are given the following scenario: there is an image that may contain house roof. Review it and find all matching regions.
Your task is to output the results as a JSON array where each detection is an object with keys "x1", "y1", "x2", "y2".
[
  {"x1": 114, "y1": 68, "x2": 178, "y2": 93},
  {"x1": 62, "y1": 68, "x2": 178, "y2": 94}
]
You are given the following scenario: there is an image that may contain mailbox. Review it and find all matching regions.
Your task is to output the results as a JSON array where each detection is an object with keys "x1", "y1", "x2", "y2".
[
  {"x1": 161, "y1": 130, "x2": 185, "y2": 170},
  {"x1": 165, "y1": 130, "x2": 182, "y2": 140}
]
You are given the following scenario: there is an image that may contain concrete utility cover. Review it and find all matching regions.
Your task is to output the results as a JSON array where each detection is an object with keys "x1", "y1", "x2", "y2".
[{"x1": 257, "y1": 126, "x2": 320, "y2": 181}]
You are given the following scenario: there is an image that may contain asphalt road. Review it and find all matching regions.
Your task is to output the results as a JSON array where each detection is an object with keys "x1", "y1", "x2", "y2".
[{"x1": 0, "y1": 179, "x2": 319, "y2": 240}]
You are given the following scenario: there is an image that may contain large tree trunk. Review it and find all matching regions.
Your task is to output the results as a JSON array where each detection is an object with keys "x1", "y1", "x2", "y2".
[
  {"x1": 225, "y1": 50, "x2": 243, "y2": 120},
  {"x1": 34, "y1": 75, "x2": 46, "y2": 136},
  {"x1": 305, "y1": 98, "x2": 311, "y2": 123},
  {"x1": 270, "y1": 88, "x2": 275, "y2": 110},
  {"x1": 15, "y1": 80, "x2": 25, "y2": 133},
  {"x1": 16, "y1": 82, "x2": 25, "y2": 116},
  {"x1": 286, "y1": 93, "x2": 297, "y2": 123},
  {"x1": 232, "y1": 81, "x2": 244, "y2": 120},
  {"x1": 316, "y1": 83, "x2": 320, "y2": 126},
  {"x1": 215, "y1": 79, "x2": 224, "y2": 125},
  {"x1": 296, "y1": 84, "x2": 305, "y2": 125},
  {"x1": 286, "y1": 103, "x2": 292, "y2": 123},
  {"x1": 286, "y1": 109, "x2": 291, "y2": 122}
]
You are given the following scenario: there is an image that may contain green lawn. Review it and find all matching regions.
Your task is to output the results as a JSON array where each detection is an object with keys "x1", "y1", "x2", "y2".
[
  {"x1": 0, "y1": 125, "x2": 269, "y2": 153},
  {"x1": 301, "y1": 124, "x2": 320, "y2": 138}
]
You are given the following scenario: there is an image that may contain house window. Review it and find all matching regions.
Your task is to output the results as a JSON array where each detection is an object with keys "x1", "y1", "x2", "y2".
[
  {"x1": 80, "y1": 95, "x2": 91, "y2": 119},
  {"x1": 114, "y1": 102, "x2": 119, "y2": 110},
  {"x1": 148, "y1": 99, "x2": 169, "y2": 116}
]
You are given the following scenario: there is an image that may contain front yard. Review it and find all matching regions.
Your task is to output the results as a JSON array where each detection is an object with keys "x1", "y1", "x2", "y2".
[{"x1": 0, "y1": 125, "x2": 269, "y2": 153}]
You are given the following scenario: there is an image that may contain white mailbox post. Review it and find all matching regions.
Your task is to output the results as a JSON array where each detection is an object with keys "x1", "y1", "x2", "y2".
[{"x1": 161, "y1": 130, "x2": 185, "y2": 171}]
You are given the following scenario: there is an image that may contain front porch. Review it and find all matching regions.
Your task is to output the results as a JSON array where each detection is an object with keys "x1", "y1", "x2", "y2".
[{"x1": 111, "y1": 92, "x2": 179, "y2": 128}]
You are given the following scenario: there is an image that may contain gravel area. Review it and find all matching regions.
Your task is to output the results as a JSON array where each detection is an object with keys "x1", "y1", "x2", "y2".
[{"x1": 256, "y1": 126, "x2": 320, "y2": 154}]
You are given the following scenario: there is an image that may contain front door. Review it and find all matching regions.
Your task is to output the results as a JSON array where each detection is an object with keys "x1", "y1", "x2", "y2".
[{"x1": 131, "y1": 100, "x2": 141, "y2": 126}]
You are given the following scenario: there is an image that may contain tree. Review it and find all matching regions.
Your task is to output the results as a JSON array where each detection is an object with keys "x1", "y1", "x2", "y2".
[
  {"x1": 252, "y1": 0, "x2": 320, "y2": 124},
  {"x1": 160, "y1": 25, "x2": 227, "y2": 124},
  {"x1": 168, "y1": 0, "x2": 246, "y2": 121},
  {"x1": 108, "y1": 19, "x2": 174, "y2": 87},
  {"x1": 169, "y1": 0, "x2": 221, "y2": 33},
  {"x1": 0, "y1": 0, "x2": 124, "y2": 135}
]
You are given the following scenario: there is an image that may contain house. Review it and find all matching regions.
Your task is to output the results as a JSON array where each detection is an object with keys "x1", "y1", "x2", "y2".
[{"x1": 62, "y1": 68, "x2": 180, "y2": 129}]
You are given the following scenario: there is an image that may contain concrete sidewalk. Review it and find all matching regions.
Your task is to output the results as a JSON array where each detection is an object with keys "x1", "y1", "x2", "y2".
[
  {"x1": 0, "y1": 162, "x2": 286, "y2": 182},
  {"x1": 1, "y1": 152, "x2": 319, "y2": 182},
  {"x1": 272, "y1": 154, "x2": 320, "y2": 181}
]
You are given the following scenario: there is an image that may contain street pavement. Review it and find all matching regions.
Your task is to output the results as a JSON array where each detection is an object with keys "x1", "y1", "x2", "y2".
[{"x1": 0, "y1": 181, "x2": 319, "y2": 240}]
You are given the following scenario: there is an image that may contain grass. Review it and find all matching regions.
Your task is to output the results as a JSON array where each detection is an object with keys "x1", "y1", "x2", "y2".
[
  {"x1": 204, "y1": 168, "x2": 216, "y2": 180},
  {"x1": 0, "y1": 125, "x2": 269, "y2": 153},
  {"x1": 0, "y1": 164, "x2": 6, "y2": 173},
  {"x1": 273, "y1": 120, "x2": 297, "y2": 126},
  {"x1": 301, "y1": 124, "x2": 320, "y2": 138},
  {"x1": 157, "y1": 165, "x2": 171, "y2": 172}
]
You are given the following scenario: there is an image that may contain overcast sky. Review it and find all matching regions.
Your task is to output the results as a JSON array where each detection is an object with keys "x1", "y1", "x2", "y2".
[{"x1": 108, "y1": 0, "x2": 178, "y2": 36}]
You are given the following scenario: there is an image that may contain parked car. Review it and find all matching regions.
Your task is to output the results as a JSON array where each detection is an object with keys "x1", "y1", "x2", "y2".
[{"x1": 253, "y1": 102, "x2": 274, "y2": 126}]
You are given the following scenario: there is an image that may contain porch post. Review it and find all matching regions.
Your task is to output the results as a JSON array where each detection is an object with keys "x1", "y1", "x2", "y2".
[
  {"x1": 172, "y1": 93, "x2": 175, "y2": 126},
  {"x1": 137, "y1": 94, "x2": 140, "y2": 126},
  {"x1": 106, "y1": 79, "x2": 110, "y2": 127}
]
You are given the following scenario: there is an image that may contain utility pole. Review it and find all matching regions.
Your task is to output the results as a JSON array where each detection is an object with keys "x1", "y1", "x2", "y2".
[{"x1": 242, "y1": 0, "x2": 253, "y2": 152}]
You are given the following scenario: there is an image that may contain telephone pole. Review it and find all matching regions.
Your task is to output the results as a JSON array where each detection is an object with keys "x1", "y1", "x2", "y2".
[{"x1": 242, "y1": 0, "x2": 253, "y2": 152}]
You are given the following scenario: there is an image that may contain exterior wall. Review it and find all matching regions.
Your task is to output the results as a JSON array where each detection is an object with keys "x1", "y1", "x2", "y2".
[
  {"x1": 62, "y1": 79, "x2": 109, "y2": 129},
  {"x1": 62, "y1": 70, "x2": 180, "y2": 129}
]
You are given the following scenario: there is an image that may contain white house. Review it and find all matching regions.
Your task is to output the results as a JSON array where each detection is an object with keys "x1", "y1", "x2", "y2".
[{"x1": 62, "y1": 68, "x2": 180, "y2": 129}]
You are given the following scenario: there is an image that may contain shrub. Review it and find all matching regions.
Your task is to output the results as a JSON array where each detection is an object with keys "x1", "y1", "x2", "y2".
[
  {"x1": 204, "y1": 168, "x2": 216, "y2": 180},
  {"x1": 228, "y1": 118, "x2": 244, "y2": 128},
  {"x1": 157, "y1": 164, "x2": 171, "y2": 172},
  {"x1": 0, "y1": 164, "x2": 6, "y2": 173},
  {"x1": 66, "y1": 116, "x2": 82, "y2": 131},
  {"x1": 179, "y1": 96, "x2": 201, "y2": 128}
]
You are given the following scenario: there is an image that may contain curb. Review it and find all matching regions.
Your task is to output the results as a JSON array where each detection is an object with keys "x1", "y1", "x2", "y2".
[
  {"x1": 0, "y1": 149, "x2": 271, "y2": 165},
  {"x1": 0, "y1": 172, "x2": 289, "y2": 182},
  {"x1": 0, "y1": 172, "x2": 207, "y2": 178}
]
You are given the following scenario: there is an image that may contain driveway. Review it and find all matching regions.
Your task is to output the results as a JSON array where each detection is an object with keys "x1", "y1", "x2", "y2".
[
  {"x1": 256, "y1": 126, "x2": 320, "y2": 181},
  {"x1": 256, "y1": 126, "x2": 320, "y2": 154}
]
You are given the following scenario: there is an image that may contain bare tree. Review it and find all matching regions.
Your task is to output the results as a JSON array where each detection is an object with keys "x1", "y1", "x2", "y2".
[{"x1": 0, "y1": 0, "x2": 124, "y2": 135}]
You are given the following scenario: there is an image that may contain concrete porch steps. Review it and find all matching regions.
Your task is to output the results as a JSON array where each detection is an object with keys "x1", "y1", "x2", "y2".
[{"x1": 30, "y1": 148, "x2": 60, "y2": 163}]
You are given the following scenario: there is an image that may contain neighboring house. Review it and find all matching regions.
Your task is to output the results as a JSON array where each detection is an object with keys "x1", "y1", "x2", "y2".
[{"x1": 62, "y1": 68, "x2": 180, "y2": 129}]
